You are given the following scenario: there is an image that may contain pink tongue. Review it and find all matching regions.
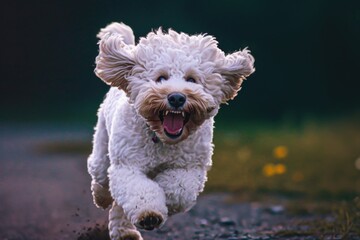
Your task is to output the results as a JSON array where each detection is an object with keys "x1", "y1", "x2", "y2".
[{"x1": 163, "y1": 113, "x2": 184, "y2": 135}]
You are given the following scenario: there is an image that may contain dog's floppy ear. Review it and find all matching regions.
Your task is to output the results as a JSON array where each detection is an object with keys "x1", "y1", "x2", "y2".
[
  {"x1": 95, "y1": 22, "x2": 136, "y2": 94},
  {"x1": 216, "y1": 48, "x2": 255, "y2": 103}
]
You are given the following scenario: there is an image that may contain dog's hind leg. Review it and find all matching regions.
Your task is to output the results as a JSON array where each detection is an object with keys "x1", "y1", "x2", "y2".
[
  {"x1": 109, "y1": 201, "x2": 143, "y2": 240},
  {"x1": 88, "y1": 107, "x2": 113, "y2": 209}
]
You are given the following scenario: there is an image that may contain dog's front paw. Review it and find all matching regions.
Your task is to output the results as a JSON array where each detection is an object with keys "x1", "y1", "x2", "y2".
[
  {"x1": 110, "y1": 229, "x2": 143, "y2": 240},
  {"x1": 91, "y1": 181, "x2": 113, "y2": 209},
  {"x1": 135, "y1": 211, "x2": 163, "y2": 231}
]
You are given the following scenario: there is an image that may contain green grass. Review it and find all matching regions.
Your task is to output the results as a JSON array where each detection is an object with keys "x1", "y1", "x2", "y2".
[
  {"x1": 208, "y1": 114, "x2": 360, "y2": 199},
  {"x1": 37, "y1": 113, "x2": 360, "y2": 199}
]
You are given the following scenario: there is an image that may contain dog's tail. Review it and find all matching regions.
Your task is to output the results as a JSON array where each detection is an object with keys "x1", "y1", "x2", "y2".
[{"x1": 97, "y1": 22, "x2": 135, "y2": 45}]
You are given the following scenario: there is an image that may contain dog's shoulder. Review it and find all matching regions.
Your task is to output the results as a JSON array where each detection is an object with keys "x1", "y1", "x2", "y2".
[{"x1": 99, "y1": 87, "x2": 130, "y2": 131}]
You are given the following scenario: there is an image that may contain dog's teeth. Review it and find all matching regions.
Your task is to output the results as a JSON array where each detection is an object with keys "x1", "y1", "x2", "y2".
[{"x1": 168, "y1": 110, "x2": 184, "y2": 115}]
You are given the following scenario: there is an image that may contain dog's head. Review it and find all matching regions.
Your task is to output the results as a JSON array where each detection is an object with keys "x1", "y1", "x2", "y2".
[{"x1": 95, "y1": 22, "x2": 255, "y2": 144}]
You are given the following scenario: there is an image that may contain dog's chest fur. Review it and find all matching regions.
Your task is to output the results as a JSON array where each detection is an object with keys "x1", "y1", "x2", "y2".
[{"x1": 101, "y1": 88, "x2": 214, "y2": 173}]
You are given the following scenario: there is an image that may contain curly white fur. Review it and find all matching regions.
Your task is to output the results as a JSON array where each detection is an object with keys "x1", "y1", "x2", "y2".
[{"x1": 88, "y1": 22, "x2": 254, "y2": 240}]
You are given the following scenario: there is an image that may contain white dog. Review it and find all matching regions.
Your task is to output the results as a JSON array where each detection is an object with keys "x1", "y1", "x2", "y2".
[{"x1": 87, "y1": 22, "x2": 255, "y2": 240}]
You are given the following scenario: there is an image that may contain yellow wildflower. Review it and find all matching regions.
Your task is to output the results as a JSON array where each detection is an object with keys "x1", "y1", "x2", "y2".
[
  {"x1": 263, "y1": 163, "x2": 276, "y2": 177},
  {"x1": 273, "y1": 146, "x2": 288, "y2": 159},
  {"x1": 274, "y1": 164, "x2": 286, "y2": 175}
]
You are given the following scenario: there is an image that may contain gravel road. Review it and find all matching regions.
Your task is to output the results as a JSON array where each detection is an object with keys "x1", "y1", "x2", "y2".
[{"x1": 0, "y1": 124, "x2": 357, "y2": 240}]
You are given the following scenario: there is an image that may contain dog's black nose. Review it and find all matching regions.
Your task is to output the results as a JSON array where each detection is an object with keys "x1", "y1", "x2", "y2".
[{"x1": 167, "y1": 92, "x2": 186, "y2": 108}]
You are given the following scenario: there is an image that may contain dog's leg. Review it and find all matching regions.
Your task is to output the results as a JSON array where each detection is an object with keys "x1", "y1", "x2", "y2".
[
  {"x1": 108, "y1": 165, "x2": 168, "y2": 230},
  {"x1": 88, "y1": 108, "x2": 113, "y2": 209},
  {"x1": 108, "y1": 201, "x2": 143, "y2": 240},
  {"x1": 154, "y1": 167, "x2": 207, "y2": 215}
]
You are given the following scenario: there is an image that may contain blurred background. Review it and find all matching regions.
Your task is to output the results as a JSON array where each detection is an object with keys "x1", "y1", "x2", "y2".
[
  {"x1": 0, "y1": 0, "x2": 360, "y2": 238},
  {"x1": 1, "y1": 0, "x2": 359, "y2": 122}
]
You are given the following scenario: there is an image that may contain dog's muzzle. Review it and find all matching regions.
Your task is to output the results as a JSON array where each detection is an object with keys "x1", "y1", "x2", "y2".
[{"x1": 158, "y1": 92, "x2": 190, "y2": 139}]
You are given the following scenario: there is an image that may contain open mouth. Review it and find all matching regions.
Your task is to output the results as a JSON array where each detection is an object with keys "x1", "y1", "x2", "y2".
[{"x1": 159, "y1": 110, "x2": 190, "y2": 139}]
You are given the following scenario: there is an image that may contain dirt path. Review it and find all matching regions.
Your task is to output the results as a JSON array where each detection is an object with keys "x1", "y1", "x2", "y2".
[{"x1": 0, "y1": 125, "x2": 356, "y2": 240}]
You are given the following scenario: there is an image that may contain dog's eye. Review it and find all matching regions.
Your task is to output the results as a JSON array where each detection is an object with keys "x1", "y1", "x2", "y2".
[
  {"x1": 156, "y1": 76, "x2": 167, "y2": 82},
  {"x1": 186, "y1": 77, "x2": 196, "y2": 83}
]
